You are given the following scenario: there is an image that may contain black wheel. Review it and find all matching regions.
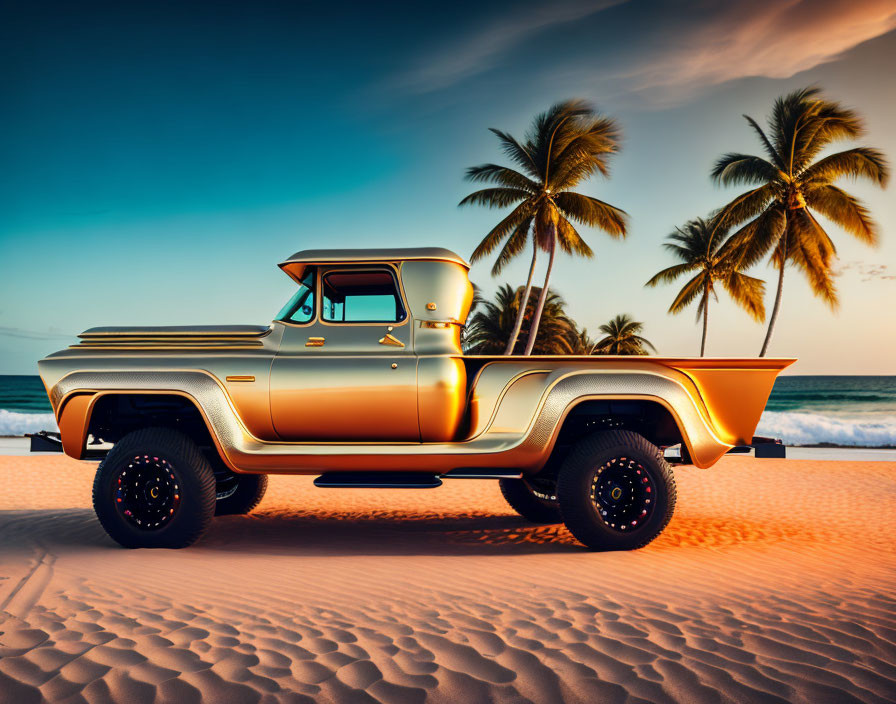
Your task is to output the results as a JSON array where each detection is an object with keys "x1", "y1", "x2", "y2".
[
  {"x1": 92, "y1": 428, "x2": 216, "y2": 549},
  {"x1": 557, "y1": 430, "x2": 676, "y2": 551},
  {"x1": 215, "y1": 472, "x2": 268, "y2": 516},
  {"x1": 499, "y1": 476, "x2": 562, "y2": 524}
]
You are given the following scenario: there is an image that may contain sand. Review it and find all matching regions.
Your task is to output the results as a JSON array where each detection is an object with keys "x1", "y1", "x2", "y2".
[{"x1": 0, "y1": 456, "x2": 893, "y2": 704}]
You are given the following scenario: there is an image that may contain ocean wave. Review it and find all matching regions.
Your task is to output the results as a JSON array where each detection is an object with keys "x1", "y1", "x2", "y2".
[
  {"x1": 757, "y1": 411, "x2": 896, "y2": 447},
  {"x1": 3, "y1": 408, "x2": 895, "y2": 447},
  {"x1": 0, "y1": 410, "x2": 58, "y2": 436}
]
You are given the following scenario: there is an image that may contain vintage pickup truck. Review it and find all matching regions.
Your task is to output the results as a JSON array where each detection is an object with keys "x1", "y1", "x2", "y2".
[{"x1": 37, "y1": 247, "x2": 793, "y2": 550}]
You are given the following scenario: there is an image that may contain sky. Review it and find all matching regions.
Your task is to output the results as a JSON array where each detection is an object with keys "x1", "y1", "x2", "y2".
[{"x1": 2, "y1": 0, "x2": 895, "y2": 375}]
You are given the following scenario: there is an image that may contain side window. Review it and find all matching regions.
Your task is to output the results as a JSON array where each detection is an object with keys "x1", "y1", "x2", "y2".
[
  {"x1": 276, "y1": 269, "x2": 316, "y2": 324},
  {"x1": 322, "y1": 268, "x2": 406, "y2": 323}
]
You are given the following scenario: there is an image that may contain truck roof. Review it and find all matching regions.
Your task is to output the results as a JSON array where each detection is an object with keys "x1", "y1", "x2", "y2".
[{"x1": 279, "y1": 247, "x2": 470, "y2": 269}]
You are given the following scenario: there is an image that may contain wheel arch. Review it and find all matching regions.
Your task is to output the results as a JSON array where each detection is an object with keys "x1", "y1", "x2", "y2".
[
  {"x1": 58, "y1": 389, "x2": 237, "y2": 471},
  {"x1": 537, "y1": 396, "x2": 699, "y2": 475}
]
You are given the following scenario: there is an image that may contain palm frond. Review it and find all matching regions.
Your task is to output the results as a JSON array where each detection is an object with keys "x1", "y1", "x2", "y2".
[
  {"x1": 743, "y1": 115, "x2": 784, "y2": 169},
  {"x1": 668, "y1": 273, "x2": 705, "y2": 314},
  {"x1": 805, "y1": 185, "x2": 877, "y2": 245},
  {"x1": 723, "y1": 203, "x2": 786, "y2": 268},
  {"x1": 721, "y1": 271, "x2": 766, "y2": 322},
  {"x1": 469, "y1": 202, "x2": 534, "y2": 262},
  {"x1": 549, "y1": 115, "x2": 621, "y2": 187},
  {"x1": 711, "y1": 153, "x2": 780, "y2": 186},
  {"x1": 645, "y1": 262, "x2": 695, "y2": 287},
  {"x1": 463, "y1": 163, "x2": 542, "y2": 191},
  {"x1": 770, "y1": 87, "x2": 824, "y2": 171},
  {"x1": 556, "y1": 216, "x2": 593, "y2": 257},
  {"x1": 491, "y1": 216, "x2": 534, "y2": 275},
  {"x1": 528, "y1": 99, "x2": 596, "y2": 181},
  {"x1": 782, "y1": 210, "x2": 838, "y2": 307},
  {"x1": 796, "y1": 100, "x2": 864, "y2": 168},
  {"x1": 713, "y1": 183, "x2": 777, "y2": 229},
  {"x1": 487, "y1": 129, "x2": 539, "y2": 178},
  {"x1": 458, "y1": 187, "x2": 531, "y2": 209},
  {"x1": 554, "y1": 192, "x2": 627, "y2": 237},
  {"x1": 800, "y1": 147, "x2": 889, "y2": 187}
]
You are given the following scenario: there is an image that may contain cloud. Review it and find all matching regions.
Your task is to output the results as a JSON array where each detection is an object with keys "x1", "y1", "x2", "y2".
[
  {"x1": 392, "y1": 0, "x2": 627, "y2": 93},
  {"x1": 833, "y1": 261, "x2": 896, "y2": 281},
  {"x1": 611, "y1": 0, "x2": 896, "y2": 101},
  {"x1": 0, "y1": 326, "x2": 75, "y2": 340},
  {"x1": 393, "y1": 0, "x2": 896, "y2": 104}
]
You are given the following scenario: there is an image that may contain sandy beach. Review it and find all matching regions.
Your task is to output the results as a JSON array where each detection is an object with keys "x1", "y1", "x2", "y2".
[{"x1": 1, "y1": 455, "x2": 894, "y2": 704}]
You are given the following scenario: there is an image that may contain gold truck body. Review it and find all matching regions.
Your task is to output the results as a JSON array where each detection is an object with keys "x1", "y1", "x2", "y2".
[{"x1": 39, "y1": 247, "x2": 793, "y2": 475}]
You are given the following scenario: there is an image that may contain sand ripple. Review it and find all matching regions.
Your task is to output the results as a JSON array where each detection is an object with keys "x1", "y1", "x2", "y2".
[{"x1": 0, "y1": 456, "x2": 894, "y2": 703}]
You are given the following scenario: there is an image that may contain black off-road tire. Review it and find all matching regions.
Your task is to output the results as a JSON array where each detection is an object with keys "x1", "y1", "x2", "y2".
[
  {"x1": 215, "y1": 473, "x2": 268, "y2": 516},
  {"x1": 557, "y1": 430, "x2": 676, "y2": 551},
  {"x1": 499, "y1": 477, "x2": 562, "y2": 524},
  {"x1": 92, "y1": 428, "x2": 217, "y2": 549}
]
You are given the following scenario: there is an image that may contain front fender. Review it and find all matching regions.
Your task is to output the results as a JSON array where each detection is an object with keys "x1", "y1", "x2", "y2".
[{"x1": 53, "y1": 370, "x2": 246, "y2": 468}]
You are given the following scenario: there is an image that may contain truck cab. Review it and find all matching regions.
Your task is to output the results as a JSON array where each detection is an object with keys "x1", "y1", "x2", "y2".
[{"x1": 268, "y1": 248, "x2": 473, "y2": 442}]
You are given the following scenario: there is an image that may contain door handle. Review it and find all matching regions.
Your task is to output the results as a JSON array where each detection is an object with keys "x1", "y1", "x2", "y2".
[
  {"x1": 305, "y1": 337, "x2": 325, "y2": 347},
  {"x1": 378, "y1": 333, "x2": 405, "y2": 348}
]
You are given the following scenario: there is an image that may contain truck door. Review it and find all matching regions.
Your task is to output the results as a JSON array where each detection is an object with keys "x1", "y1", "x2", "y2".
[{"x1": 270, "y1": 265, "x2": 419, "y2": 441}]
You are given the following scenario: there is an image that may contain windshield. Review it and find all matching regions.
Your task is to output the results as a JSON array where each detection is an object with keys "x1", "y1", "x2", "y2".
[{"x1": 276, "y1": 269, "x2": 315, "y2": 324}]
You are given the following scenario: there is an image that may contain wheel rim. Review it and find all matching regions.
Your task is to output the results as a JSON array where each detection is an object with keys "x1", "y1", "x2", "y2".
[
  {"x1": 215, "y1": 473, "x2": 239, "y2": 501},
  {"x1": 114, "y1": 454, "x2": 181, "y2": 530},
  {"x1": 590, "y1": 456, "x2": 655, "y2": 532},
  {"x1": 527, "y1": 477, "x2": 557, "y2": 502}
]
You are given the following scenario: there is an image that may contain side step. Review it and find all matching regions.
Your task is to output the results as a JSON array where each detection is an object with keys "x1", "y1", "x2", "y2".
[
  {"x1": 314, "y1": 472, "x2": 442, "y2": 488},
  {"x1": 440, "y1": 469, "x2": 523, "y2": 479}
]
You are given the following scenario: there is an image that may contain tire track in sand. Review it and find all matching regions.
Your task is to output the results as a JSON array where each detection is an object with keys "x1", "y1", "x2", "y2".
[{"x1": 0, "y1": 549, "x2": 56, "y2": 619}]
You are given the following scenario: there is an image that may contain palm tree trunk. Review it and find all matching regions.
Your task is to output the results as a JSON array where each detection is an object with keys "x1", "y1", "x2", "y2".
[
  {"x1": 759, "y1": 238, "x2": 788, "y2": 357},
  {"x1": 503, "y1": 244, "x2": 537, "y2": 355},
  {"x1": 700, "y1": 291, "x2": 709, "y2": 357},
  {"x1": 523, "y1": 235, "x2": 556, "y2": 356}
]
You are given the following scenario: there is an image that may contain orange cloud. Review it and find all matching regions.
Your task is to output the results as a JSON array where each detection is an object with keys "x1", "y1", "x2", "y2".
[{"x1": 619, "y1": 0, "x2": 896, "y2": 98}]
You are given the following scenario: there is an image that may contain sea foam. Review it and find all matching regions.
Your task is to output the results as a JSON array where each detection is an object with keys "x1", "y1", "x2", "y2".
[
  {"x1": 0, "y1": 410, "x2": 58, "y2": 436},
  {"x1": 757, "y1": 411, "x2": 896, "y2": 447}
]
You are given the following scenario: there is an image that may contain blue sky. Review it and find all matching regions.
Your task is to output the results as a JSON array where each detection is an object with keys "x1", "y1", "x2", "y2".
[{"x1": 2, "y1": 0, "x2": 895, "y2": 374}]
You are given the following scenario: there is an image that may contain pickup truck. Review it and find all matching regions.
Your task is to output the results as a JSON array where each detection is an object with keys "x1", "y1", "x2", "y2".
[{"x1": 37, "y1": 247, "x2": 794, "y2": 551}]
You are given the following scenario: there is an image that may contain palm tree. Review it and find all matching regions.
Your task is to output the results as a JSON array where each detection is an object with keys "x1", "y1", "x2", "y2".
[
  {"x1": 464, "y1": 284, "x2": 579, "y2": 355},
  {"x1": 460, "y1": 99, "x2": 628, "y2": 355},
  {"x1": 712, "y1": 87, "x2": 889, "y2": 356},
  {"x1": 570, "y1": 326, "x2": 598, "y2": 355},
  {"x1": 592, "y1": 315, "x2": 655, "y2": 355},
  {"x1": 459, "y1": 284, "x2": 485, "y2": 352},
  {"x1": 645, "y1": 217, "x2": 766, "y2": 356}
]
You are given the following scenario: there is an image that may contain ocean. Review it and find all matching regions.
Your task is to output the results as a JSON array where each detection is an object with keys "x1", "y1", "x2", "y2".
[{"x1": 1, "y1": 374, "x2": 895, "y2": 446}]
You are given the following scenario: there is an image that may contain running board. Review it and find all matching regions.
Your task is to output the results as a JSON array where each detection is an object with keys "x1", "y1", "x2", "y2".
[
  {"x1": 440, "y1": 469, "x2": 523, "y2": 479},
  {"x1": 313, "y1": 472, "x2": 442, "y2": 488}
]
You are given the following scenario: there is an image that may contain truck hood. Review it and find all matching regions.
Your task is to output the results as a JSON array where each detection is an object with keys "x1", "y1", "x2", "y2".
[{"x1": 75, "y1": 325, "x2": 272, "y2": 348}]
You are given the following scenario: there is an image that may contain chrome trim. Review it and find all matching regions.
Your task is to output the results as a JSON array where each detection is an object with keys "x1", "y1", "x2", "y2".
[
  {"x1": 51, "y1": 368, "x2": 733, "y2": 472},
  {"x1": 378, "y1": 333, "x2": 405, "y2": 348}
]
